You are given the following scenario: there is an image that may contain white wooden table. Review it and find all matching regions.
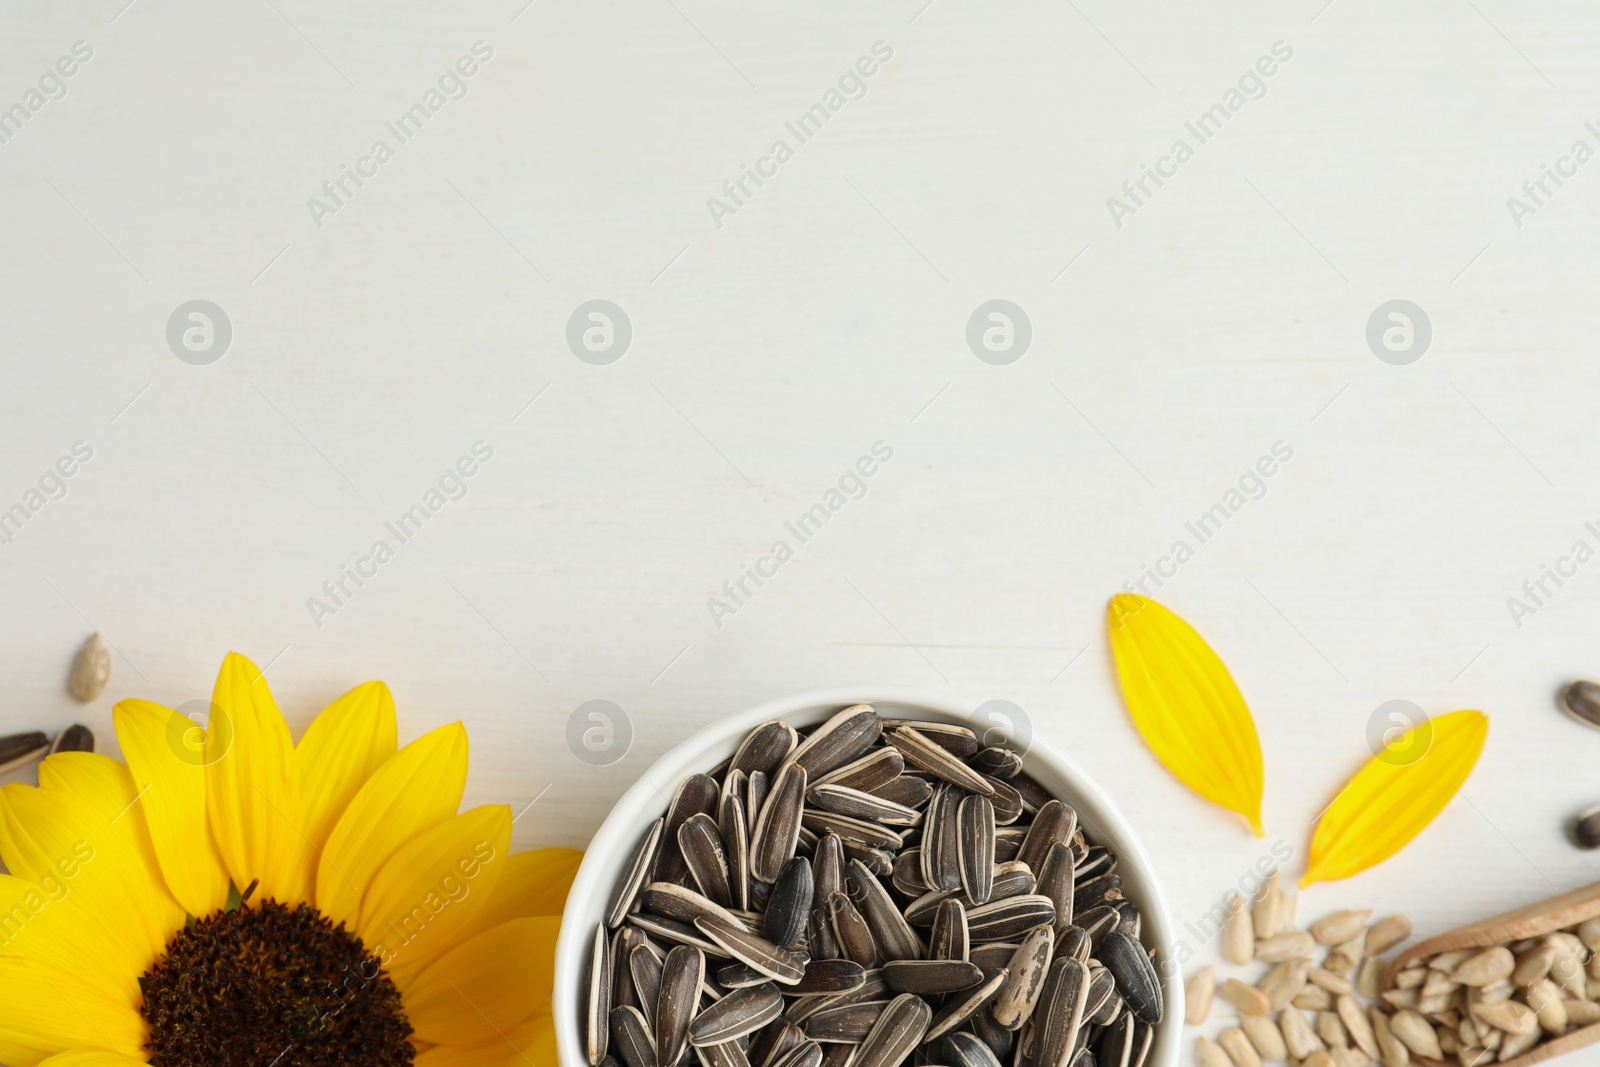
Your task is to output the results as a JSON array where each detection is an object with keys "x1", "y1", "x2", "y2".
[{"x1": 3, "y1": 0, "x2": 1599, "y2": 1038}]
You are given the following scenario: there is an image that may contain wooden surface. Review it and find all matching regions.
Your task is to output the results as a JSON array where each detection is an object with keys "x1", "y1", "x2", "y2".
[{"x1": 5, "y1": 5, "x2": 1600, "y2": 1063}]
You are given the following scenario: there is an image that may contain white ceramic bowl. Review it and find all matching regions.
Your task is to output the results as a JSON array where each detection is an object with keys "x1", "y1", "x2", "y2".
[{"x1": 554, "y1": 686, "x2": 1182, "y2": 1067}]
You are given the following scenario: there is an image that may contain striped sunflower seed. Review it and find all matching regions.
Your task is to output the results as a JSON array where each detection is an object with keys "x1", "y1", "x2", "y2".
[
  {"x1": 807, "y1": 784, "x2": 921, "y2": 826},
  {"x1": 751, "y1": 763, "x2": 808, "y2": 883},
  {"x1": 991, "y1": 924, "x2": 1054, "y2": 1030},
  {"x1": 1035, "y1": 958, "x2": 1091, "y2": 1067},
  {"x1": 928, "y1": 897, "x2": 969, "y2": 962},
  {"x1": 925, "y1": 966, "x2": 1010, "y2": 1042},
  {"x1": 608, "y1": 819, "x2": 664, "y2": 929},
  {"x1": 792, "y1": 960, "x2": 866, "y2": 995},
  {"x1": 941, "y1": 1030, "x2": 1002, "y2": 1067},
  {"x1": 867, "y1": 775, "x2": 931, "y2": 810},
  {"x1": 846, "y1": 859, "x2": 921, "y2": 962},
  {"x1": 690, "y1": 983, "x2": 785, "y2": 1047},
  {"x1": 764, "y1": 857, "x2": 814, "y2": 949},
  {"x1": 958, "y1": 795, "x2": 997, "y2": 905},
  {"x1": 882, "y1": 959, "x2": 983, "y2": 995},
  {"x1": 811, "y1": 747, "x2": 906, "y2": 794},
  {"x1": 827, "y1": 893, "x2": 878, "y2": 968},
  {"x1": 630, "y1": 945, "x2": 663, "y2": 1028},
  {"x1": 803, "y1": 1001, "x2": 887, "y2": 1043},
  {"x1": 854, "y1": 993, "x2": 932, "y2": 1067},
  {"x1": 658, "y1": 774, "x2": 722, "y2": 884},
  {"x1": 1016, "y1": 800, "x2": 1077, "y2": 876},
  {"x1": 656, "y1": 945, "x2": 706, "y2": 1066},
  {"x1": 587, "y1": 924, "x2": 613, "y2": 1065},
  {"x1": 681, "y1": 813, "x2": 734, "y2": 908},
  {"x1": 695, "y1": 914, "x2": 808, "y2": 984},
  {"x1": 786, "y1": 706, "x2": 883, "y2": 778},
  {"x1": 968, "y1": 746, "x2": 1023, "y2": 778},
  {"x1": 990, "y1": 860, "x2": 1037, "y2": 902},
  {"x1": 886, "y1": 727, "x2": 995, "y2": 795},
  {"x1": 732, "y1": 721, "x2": 800, "y2": 777},
  {"x1": 609, "y1": 1005, "x2": 655, "y2": 1067},
  {"x1": 967, "y1": 895, "x2": 1056, "y2": 943}
]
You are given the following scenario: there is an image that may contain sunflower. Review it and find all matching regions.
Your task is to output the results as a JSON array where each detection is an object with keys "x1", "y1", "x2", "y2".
[{"x1": 0, "y1": 652, "x2": 581, "y2": 1067}]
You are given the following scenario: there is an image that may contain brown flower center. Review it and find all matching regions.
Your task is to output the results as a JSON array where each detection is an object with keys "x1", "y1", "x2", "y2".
[{"x1": 139, "y1": 893, "x2": 414, "y2": 1067}]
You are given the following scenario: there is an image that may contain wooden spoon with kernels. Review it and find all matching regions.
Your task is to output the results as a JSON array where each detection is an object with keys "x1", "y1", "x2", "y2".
[{"x1": 1382, "y1": 880, "x2": 1600, "y2": 1067}]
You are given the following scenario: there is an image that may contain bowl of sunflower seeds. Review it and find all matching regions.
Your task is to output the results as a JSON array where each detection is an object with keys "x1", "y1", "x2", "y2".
[{"x1": 553, "y1": 687, "x2": 1181, "y2": 1067}]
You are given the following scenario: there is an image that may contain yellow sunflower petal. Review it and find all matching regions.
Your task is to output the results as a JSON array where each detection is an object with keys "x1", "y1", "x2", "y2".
[
  {"x1": 113, "y1": 699, "x2": 230, "y2": 918},
  {"x1": 403, "y1": 916, "x2": 560, "y2": 1046},
  {"x1": 316, "y1": 722, "x2": 468, "y2": 928},
  {"x1": 0, "y1": 783, "x2": 182, "y2": 976},
  {"x1": 206, "y1": 652, "x2": 303, "y2": 904},
  {"x1": 0, "y1": 958, "x2": 146, "y2": 1066},
  {"x1": 360, "y1": 805, "x2": 512, "y2": 978},
  {"x1": 414, "y1": 1012, "x2": 553, "y2": 1067},
  {"x1": 0, "y1": 875, "x2": 139, "y2": 1006},
  {"x1": 36, "y1": 752, "x2": 166, "y2": 911},
  {"x1": 457, "y1": 849, "x2": 581, "y2": 945},
  {"x1": 283, "y1": 681, "x2": 399, "y2": 903},
  {"x1": 416, "y1": 1018, "x2": 553, "y2": 1067},
  {"x1": 1107, "y1": 594, "x2": 1266, "y2": 835},
  {"x1": 1302, "y1": 709, "x2": 1488, "y2": 887},
  {"x1": 38, "y1": 1052, "x2": 146, "y2": 1067}
]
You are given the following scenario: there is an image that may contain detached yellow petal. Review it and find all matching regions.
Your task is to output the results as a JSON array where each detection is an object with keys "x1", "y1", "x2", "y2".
[
  {"x1": 0, "y1": 958, "x2": 146, "y2": 1066},
  {"x1": 316, "y1": 722, "x2": 468, "y2": 927},
  {"x1": 206, "y1": 652, "x2": 303, "y2": 903},
  {"x1": 1107, "y1": 594, "x2": 1266, "y2": 835},
  {"x1": 404, "y1": 916, "x2": 560, "y2": 1045},
  {"x1": 113, "y1": 699, "x2": 231, "y2": 919},
  {"x1": 1302, "y1": 709, "x2": 1488, "y2": 887}
]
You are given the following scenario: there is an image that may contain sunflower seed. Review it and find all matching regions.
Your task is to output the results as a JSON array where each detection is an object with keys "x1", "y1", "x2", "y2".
[
  {"x1": 752, "y1": 763, "x2": 808, "y2": 883},
  {"x1": 826, "y1": 893, "x2": 878, "y2": 968},
  {"x1": 793, "y1": 960, "x2": 867, "y2": 995},
  {"x1": 1083, "y1": 965, "x2": 1117, "y2": 1022},
  {"x1": 1034, "y1": 843, "x2": 1075, "y2": 935},
  {"x1": 1252, "y1": 869, "x2": 1291, "y2": 940},
  {"x1": 992, "y1": 925, "x2": 1054, "y2": 1030},
  {"x1": 642, "y1": 883, "x2": 747, "y2": 932},
  {"x1": 969, "y1": 943, "x2": 1019, "y2": 970},
  {"x1": 1241, "y1": 1011, "x2": 1287, "y2": 1061},
  {"x1": 903, "y1": 888, "x2": 959, "y2": 928},
  {"x1": 716, "y1": 960, "x2": 771, "y2": 989},
  {"x1": 942, "y1": 1030, "x2": 1002, "y2": 1067},
  {"x1": 990, "y1": 861, "x2": 1037, "y2": 902},
  {"x1": 771, "y1": 1039, "x2": 823, "y2": 1067},
  {"x1": 718, "y1": 794, "x2": 750, "y2": 912},
  {"x1": 890, "y1": 849, "x2": 927, "y2": 897},
  {"x1": 1016, "y1": 801, "x2": 1077, "y2": 877},
  {"x1": 657, "y1": 775, "x2": 722, "y2": 885},
  {"x1": 696, "y1": 914, "x2": 808, "y2": 985},
  {"x1": 969, "y1": 746, "x2": 1023, "y2": 778},
  {"x1": 614, "y1": 929, "x2": 645, "y2": 1012},
  {"x1": 848, "y1": 860, "x2": 922, "y2": 962},
  {"x1": 1075, "y1": 872, "x2": 1122, "y2": 911},
  {"x1": 680, "y1": 814, "x2": 733, "y2": 908},
  {"x1": 610, "y1": 1005, "x2": 656, "y2": 1067},
  {"x1": 588, "y1": 924, "x2": 614, "y2": 1064},
  {"x1": 696, "y1": 1042, "x2": 753, "y2": 1067},
  {"x1": 1071, "y1": 845, "x2": 1115, "y2": 883},
  {"x1": 1195, "y1": 1036, "x2": 1231, "y2": 1067},
  {"x1": 67, "y1": 633, "x2": 111, "y2": 702},
  {"x1": 922, "y1": 785, "x2": 963, "y2": 892},
  {"x1": 1257, "y1": 959, "x2": 1310, "y2": 1012},
  {"x1": 868, "y1": 775, "x2": 932, "y2": 810},
  {"x1": 787, "y1": 706, "x2": 884, "y2": 779},
  {"x1": 816, "y1": 1045, "x2": 853, "y2": 1067},
  {"x1": 734, "y1": 721, "x2": 801, "y2": 777},
  {"x1": 691, "y1": 983, "x2": 785, "y2": 1047},
  {"x1": 1074, "y1": 904, "x2": 1119, "y2": 946},
  {"x1": 0, "y1": 732, "x2": 50, "y2": 777},
  {"x1": 854, "y1": 993, "x2": 932, "y2": 1067},
  {"x1": 1097, "y1": 931, "x2": 1162, "y2": 1024},
  {"x1": 968, "y1": 896, "x2": 1056, "y2": 943},
  {"x1": 983, "y1": 777, "x2": 1025, "y2": 826},
  {"x1": 1559, "y1": 679, "x2": 1600, "y2": 731},
  {"x1": 812, "y1": 748, "x2": 906, "y2": 793},
  {"x1": 928, "y1": 966, "x2": 1010, "y2": 1042},
  {"x1": 886, "y1": 727, "x2": 994, "y2": 795},
  {"x1": 657, "y1": 946, "x2": 705, "y2": 1066},
  {"x1": 631, "y1": 914, "x2": 726, "y2": 955},
  {"x1": 1098, "y1": 1012, "x2": 1137, "y2": 1067},
  {"x1": 632, "y1": 946, "x2": 664, "y2": 1028},
  {"x1": 49, "y1": 724, "x2": 94, "y2": 754},
  {"x1": 808, "y1": 785, "x2": 921, "y2": 827},
  {"x1": 839, "y1": 844, "x2": 892, "y2": 877},
  {"x1": 804, "y1": 1001, "x2": 888, "y2": 1043},
  {"x1": 800, "y1": 811, "x2": 903, "y2": 852},
  {"x1": 1035, "y1": 958, "x2": 1091, "y2": 1067},
  {"x1": 882, "y1": 959, "x2": 983, "y2": 995},
  {"x1": 994, "y1": 827, "x2": 1026, "y2": 864},
  {"x1": 1282, "y1": 1006, "x2": 1329, "y2": 1061},
  {"x1": 751, "y1": 1021, "x2": 806, "y2": 1067},
  {"x1": 1056, "y1": 926, "x2": 1090, "y2": 964},
  {"x1": 1312, "y1": 910, "x2": 1372, "y2": 947},
  {"x1": 929, "y1": 898, "x2": 969, "y2": 962},
  {"x1": 765, "y1": 857, "x2": 814, "y2": 949},
  {"x1": 608, "y1": 825, "x2": 665, "y2": 927},
  {"x1": 810, "y1": 834, "x2": 844, "y2": 961},
  {"x1": 1223, "y1": 892, "x2": 1253, "y2": 965},
  {"x1": 958, "y1": 796, "x2": 997, "y2": 905}
]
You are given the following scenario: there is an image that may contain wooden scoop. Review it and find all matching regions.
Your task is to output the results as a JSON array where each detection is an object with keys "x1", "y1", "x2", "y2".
[{"x1": 1381, "y1": 880, "x2": 1600, "y2": 1067}]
